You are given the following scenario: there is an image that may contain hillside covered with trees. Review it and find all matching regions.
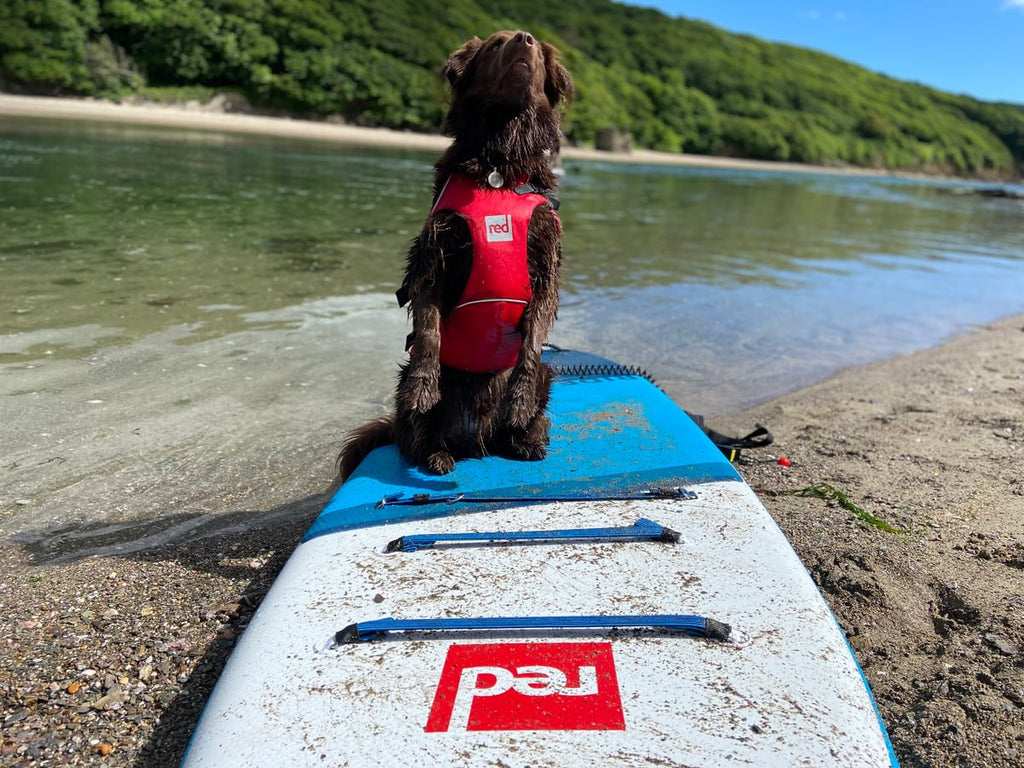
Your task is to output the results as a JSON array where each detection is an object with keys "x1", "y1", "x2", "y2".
[{"x1": 3, "y1": 0, "x2": 1023, "y2": 178}]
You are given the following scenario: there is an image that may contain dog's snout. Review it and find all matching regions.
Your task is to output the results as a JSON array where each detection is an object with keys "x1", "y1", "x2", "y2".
[{"x1": 514, "y1": 31, "x2": 535, "y2": 46}]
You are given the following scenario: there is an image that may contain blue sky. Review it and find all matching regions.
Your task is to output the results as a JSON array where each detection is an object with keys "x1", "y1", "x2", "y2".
[{"x1": 632, "y1": 1, "x2": 1024, "y2": 105}]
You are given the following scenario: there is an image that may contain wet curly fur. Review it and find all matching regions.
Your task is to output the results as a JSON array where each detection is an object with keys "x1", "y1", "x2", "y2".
[{"x1": 339, "y1": 30, "x2": 573, "y2": 479}]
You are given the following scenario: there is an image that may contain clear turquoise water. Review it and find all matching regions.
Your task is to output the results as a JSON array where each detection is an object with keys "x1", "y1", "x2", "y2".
[{"x1": 2, "y1": 116, "x2": 1023, "y2": 413}]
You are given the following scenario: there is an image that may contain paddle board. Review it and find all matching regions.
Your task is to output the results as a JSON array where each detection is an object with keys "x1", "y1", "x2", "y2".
[{"x1": 182, "y1": 347, "x2": 898, "y2": 767}]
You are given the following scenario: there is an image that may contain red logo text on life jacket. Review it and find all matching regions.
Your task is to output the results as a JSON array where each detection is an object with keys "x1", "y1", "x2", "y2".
[
  {"x1": 425, "y1": 642, "x2": 625, "y2": 732},
  {"x1": 484, "y1": 213, "x2": 514, "y2": 242}
]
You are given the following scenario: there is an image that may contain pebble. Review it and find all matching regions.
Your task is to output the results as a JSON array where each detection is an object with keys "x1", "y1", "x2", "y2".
[
  {"x1": 92, "y1": 685, "x2": 125, "y2": 711},
  {"x1": 985, "y1": 633, "x2": 1021, "y2": 656},
  {"x1": 4, "y1": 708, "x2": 29, "y2": 726}
]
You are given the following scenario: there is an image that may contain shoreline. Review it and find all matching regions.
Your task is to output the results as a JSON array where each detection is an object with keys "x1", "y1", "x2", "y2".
[
  {"x1": 0, "y1": 92, "x2": 961, "y2": 181},
  {"x1": 2, "y1": 315, "x2": 1023, "y2": 766}
]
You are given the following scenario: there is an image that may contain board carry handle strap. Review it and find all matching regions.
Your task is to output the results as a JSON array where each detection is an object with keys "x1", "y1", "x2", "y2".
[
  {"x1": 386, "y1": 517, "x2": 680, "y2": 553},
  {"x1": 686, "y1": 412, "x2": 774, "y2": 462},
  {"x1": 332, "y1": 615, "x2": 731, "y2": 645},
  {"x1": 375, "y1": 486, "x2": 698, "y2": 509}
]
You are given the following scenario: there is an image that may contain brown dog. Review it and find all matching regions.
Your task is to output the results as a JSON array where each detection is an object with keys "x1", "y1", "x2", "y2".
[{"x1": 339, "y1": 30, "x2": 573, "y2": 479}]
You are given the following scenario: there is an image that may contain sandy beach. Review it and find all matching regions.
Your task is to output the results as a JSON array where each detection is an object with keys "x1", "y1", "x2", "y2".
[
  {"x1": 0, "y1": 92, "x2": 894, "y2": 176},
  {"x1": 2, "y1": 96, "x2": 1022, "y2": 767}
]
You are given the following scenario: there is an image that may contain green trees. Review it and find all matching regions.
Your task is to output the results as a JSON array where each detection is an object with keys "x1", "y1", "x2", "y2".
[
  {"x1": 2, "y1": 0, "x2": 1021, "y2": 177},
  {"x1": 2, "y1": 0, "x2": 103, "y2": 92}
]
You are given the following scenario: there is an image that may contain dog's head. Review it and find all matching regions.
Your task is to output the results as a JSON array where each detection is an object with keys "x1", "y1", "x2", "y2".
[{"x1": 443, "y1": 30, "x2": 572, "y2": 112}]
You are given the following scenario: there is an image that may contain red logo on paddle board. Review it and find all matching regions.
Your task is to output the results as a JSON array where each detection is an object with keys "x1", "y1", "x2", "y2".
[{"x1": 425, "y1": 642, "x2": 625, "y2": 732}]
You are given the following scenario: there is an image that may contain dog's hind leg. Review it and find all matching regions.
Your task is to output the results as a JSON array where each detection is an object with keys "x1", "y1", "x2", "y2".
[
  {"x1": 395, "y1": 382, "x2": 460, "y2": 475},
  {"x1": 395, "y1": 412, "x2": 457, "y2": 475},
  {"x1": 501, "y1": 410, "x2": 551, "y2": 461},
  {"x1": 500, "y1": 363, "x2": 553, "y2": 461}
]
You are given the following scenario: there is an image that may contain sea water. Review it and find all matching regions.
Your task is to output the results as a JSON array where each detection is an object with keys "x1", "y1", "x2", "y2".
[{"x1": 2, "y1": 117, "x2": 1022, "y2": 547}]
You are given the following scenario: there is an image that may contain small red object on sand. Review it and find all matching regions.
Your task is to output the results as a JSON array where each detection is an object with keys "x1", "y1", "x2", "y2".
[{"x1": 778, "y1": 456, "x2": 791, "y2": 467}]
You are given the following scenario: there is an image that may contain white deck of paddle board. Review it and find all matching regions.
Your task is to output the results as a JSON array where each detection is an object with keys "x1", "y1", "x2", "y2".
[{"x1": 183, "y1": 479, "x2": 895, "y2": 767}]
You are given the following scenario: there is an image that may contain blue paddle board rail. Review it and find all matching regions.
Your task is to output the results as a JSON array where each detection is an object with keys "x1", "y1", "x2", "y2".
[{"x1": 306, "y1": 349, "x2": 739, "y2": 541}]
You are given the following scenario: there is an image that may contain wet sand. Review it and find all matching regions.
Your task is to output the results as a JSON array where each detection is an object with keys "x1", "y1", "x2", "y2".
[{"x1": 1, "y1": 95, "x2": 1022, "y2": 766}]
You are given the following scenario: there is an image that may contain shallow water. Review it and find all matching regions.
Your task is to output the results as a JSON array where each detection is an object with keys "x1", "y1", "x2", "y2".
[{"x1": 2, "y1": 117, "x2": 1023, "y2": 542}]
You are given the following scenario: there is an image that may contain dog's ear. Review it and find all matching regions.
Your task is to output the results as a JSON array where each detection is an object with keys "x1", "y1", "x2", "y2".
[
  {"x1": 541, "y1": 41, "x2": 574, "y2": 109},
  {"x1": 442, "y1": 36, "x2": 484, "y2": 87}
]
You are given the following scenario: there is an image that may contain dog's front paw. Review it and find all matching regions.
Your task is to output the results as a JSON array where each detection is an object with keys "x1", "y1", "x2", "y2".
[
  {"x1": 426, "y1": 450, "x2": 455, "y2": 475},
  {"x1": 506, "y1": 387, "x2": 536, "y2": 429},
  {"x1": 402, "y1": 372, "x2": 441, "y2": 413}
]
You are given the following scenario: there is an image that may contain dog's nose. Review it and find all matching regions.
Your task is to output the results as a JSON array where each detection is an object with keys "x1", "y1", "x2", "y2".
[{"x1": 513, "y1": 31, "x2": 535, "y2": 46}]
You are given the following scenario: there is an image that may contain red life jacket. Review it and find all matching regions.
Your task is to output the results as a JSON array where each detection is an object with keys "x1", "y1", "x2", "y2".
[{"x1": 430, "y1": 174, "x2": 555, "y2": 373}]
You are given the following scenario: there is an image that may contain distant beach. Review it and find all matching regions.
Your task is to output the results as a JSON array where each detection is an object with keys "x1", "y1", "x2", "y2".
[{"x1": 1, "y1": 92, "x2": 894, "y2": 177}]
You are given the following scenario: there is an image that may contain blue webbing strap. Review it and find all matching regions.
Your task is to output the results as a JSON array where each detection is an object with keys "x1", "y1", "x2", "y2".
[
  {"x1": 375, "y1": 486, "x2": 698, "y2": 509},
  {"x1": 333, "y1": 614, "x2": 731, "y2": 645},
  {"x1": 386, "y1": 517, "x2": 680, "y2": 553}
]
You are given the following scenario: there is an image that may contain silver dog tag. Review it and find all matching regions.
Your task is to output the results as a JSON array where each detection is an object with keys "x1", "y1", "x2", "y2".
[{"x1": 487, "y1": 169, "x2": 504, "y2": 188}]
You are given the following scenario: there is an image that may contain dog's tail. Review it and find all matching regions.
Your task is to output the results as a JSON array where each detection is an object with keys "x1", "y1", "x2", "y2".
[{"x1": 337, "y1": 414, "x2": 396, "y2": 481}]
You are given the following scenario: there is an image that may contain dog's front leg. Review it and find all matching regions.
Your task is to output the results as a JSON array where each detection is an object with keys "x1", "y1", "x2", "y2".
[
  {"x1": 402, "y1": 302, "x2": 442, "y2": 413},
  {"x1": 507, "y1": 217, "x2": 561, "y2": 428},
  {"x1": 399, "y1": 235, "x2": 444, "y2": 414}
]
